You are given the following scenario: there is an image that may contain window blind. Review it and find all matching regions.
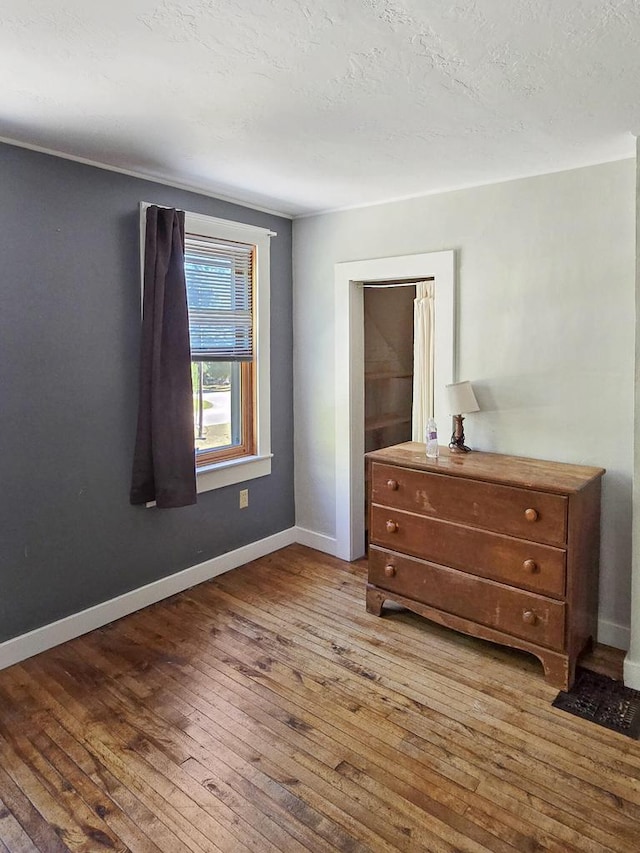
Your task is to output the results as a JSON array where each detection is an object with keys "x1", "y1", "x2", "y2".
[{"x1": 184, "y1": 234, "x2": 254, "y2": 361}]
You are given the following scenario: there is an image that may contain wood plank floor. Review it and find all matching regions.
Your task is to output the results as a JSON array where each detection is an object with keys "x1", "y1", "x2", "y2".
[{"x1": 0, "y1": 543, "x2": 639, "y2": 852}]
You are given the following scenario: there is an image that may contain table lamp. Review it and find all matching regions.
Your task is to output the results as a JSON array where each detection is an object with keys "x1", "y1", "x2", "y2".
[{"x1": 446, "y1": 381, "x2": 480, "y2": 453}]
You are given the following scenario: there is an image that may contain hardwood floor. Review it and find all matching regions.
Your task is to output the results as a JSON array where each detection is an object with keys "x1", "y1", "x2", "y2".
[{"x1": 0, "y1": 544, "x2": 638, "y2": 852}]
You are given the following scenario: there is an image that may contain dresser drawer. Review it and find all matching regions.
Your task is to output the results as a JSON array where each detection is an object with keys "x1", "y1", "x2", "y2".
[
  {"x1": 370, "y1": 504, "x2": 566, "y2": 598},
  {"x1": 369, "y1": 546, "x2": 566, "y2": 651},
  {"x1": 371, "y1": 462, "x2": 567, "y2": 546}
]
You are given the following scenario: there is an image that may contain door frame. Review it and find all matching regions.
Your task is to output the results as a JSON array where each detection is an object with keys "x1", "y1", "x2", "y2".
[{"x1": 334, "y1": 250, "x2": 456, "y2": 560}]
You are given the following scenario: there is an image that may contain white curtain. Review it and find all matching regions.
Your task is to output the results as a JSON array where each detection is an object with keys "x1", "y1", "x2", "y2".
[{"x1": 412, "y1": 281, "x2": 435, "y2": 441}]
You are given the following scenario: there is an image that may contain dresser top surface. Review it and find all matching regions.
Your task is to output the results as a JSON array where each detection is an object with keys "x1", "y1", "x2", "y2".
[{"x1": 366, "y1": 442, "x2": 605, "y2": 494}]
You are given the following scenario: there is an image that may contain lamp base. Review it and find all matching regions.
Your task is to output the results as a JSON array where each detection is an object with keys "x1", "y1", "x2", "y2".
[
  {"x1": 449, "y1": 440, "x2": 472, "y2": 453},
  {"x1": 449, "y1": 414, "x2": 472, "y2": 453}
]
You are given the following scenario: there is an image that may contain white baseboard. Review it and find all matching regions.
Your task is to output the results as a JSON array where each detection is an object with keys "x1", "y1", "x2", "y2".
[
  {"x1": 0, "y1": 527, "x2": 297, "y2": 671},
  {"x1": 293, "y1": 526, "x2": 339, "y2": 556},
  {"x1": 597, "y1": 618, "x2": 630, "y2": 652},
  {"x1": 623, "y1": 655, "x2": 640, "y2": 690},
  {"x1": 6, "y1": 524, "x2": 623, "y2": 676}
]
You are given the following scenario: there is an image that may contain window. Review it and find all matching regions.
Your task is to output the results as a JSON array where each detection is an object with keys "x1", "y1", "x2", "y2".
[
  {"x1": 140, "y1": 205, "x2": 274, "y2": 493},
  {"x1": 185, "y1": 233, "x2": 255, "y2": 467}
]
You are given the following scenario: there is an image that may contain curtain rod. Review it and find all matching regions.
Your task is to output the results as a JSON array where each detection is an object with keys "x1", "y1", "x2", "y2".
[{"x1": 362, "y1": 279, "x2": 432, "y2": 288}]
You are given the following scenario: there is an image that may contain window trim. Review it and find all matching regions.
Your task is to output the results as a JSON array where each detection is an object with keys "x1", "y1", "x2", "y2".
[{"x1": 139, "y1": 203, "x2": 274, "y2": 495}]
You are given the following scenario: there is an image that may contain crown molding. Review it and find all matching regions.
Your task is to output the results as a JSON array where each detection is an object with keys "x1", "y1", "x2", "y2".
[{"x1": 0, "y1": 135, "x2": 293, "y2": 220}]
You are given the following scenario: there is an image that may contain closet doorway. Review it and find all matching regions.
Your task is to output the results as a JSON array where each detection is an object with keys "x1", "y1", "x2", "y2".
[{"x1": 333, "y1": 249, "x2": 455, "y2": 561}]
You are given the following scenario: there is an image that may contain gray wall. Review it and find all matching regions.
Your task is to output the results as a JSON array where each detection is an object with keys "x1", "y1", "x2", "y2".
[{"x1": 0, "y1": 142, "x2": 294, "y2": 643}]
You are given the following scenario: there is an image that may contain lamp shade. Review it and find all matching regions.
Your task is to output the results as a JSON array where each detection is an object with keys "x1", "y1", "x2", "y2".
[{"x1": 446, "y1": 381, "x2": 480, "y2": 415}]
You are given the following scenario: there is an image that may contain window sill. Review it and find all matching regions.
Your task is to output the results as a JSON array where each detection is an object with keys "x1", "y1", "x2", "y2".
[
  {"x1": 145, "y1": 454, "x2": 272, "y2": 507},
  {"x1": 196, "y1": 453, "x2": 272, "y2": 493}
]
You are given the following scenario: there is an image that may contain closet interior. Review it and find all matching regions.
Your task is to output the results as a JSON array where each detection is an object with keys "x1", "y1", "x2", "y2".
[
  {"x1": 363, "y1": 283, "x2": 416, "y2": 452},
  {"x1": 363, "y1": 282, "x2": 416, "y2": 542}
]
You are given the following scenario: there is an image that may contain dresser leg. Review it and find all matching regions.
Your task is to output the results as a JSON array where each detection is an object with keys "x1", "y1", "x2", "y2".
[
  {"x1": 366, "y1": 585, "x2": 386, "y2": 616},
  {"x1": 538, "y1": 651, "x2": 573, "y2": 691}
]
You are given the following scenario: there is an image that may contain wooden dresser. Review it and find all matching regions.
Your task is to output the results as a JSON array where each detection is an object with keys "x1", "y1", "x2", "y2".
[{"x1": 366, "y1": 442, "x2": 605, "y2": 689}]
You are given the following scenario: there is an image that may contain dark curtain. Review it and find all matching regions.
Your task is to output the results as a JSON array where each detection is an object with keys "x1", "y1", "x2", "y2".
[{"x1": 130, "y1": 206, "x2": 197, "y2": 508}]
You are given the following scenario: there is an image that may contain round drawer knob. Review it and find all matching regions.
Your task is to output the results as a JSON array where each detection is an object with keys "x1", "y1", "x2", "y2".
[
  {"x1": 384, "y1": 564, "x2": 396, "y2": 577},
  {"x1": 522, "y1": 610, "x2": 538, "y2": 626},
  {"x1": 387, "y1": 479, "x2": 399, "y2": 491},
  {"x1": 385, "y1": 520, "x2": 398, "y2": 533},
  {"x1": 524, "y1": 508, "x2": 539, "y2": 523},
  {"x1": 523, "y1": 559, "x2": 538, "y2": 573}
]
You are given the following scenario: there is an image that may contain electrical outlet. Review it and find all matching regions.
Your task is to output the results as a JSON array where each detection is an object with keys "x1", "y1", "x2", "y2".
[{"x1": 239, "y1": 488, "x2": 249, "y2": 509}]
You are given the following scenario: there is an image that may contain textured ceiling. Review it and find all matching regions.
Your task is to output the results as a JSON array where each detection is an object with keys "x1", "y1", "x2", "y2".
[{"x1": 1, "y1": 0, "x2": 638, "y2": 216}]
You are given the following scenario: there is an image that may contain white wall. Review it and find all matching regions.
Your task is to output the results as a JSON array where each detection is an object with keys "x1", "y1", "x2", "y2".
[
  {"x1": 626, "y1": 145, "x2": 640, "y2": 687},
  {"x1": 293, "y1": 159, "x2": 636, "y2": 646}
]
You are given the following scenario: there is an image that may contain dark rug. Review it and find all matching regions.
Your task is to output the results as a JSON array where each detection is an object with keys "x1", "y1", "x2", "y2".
[{"x1": 552, "y1": 668, "x2": 640, "y2": 739}]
